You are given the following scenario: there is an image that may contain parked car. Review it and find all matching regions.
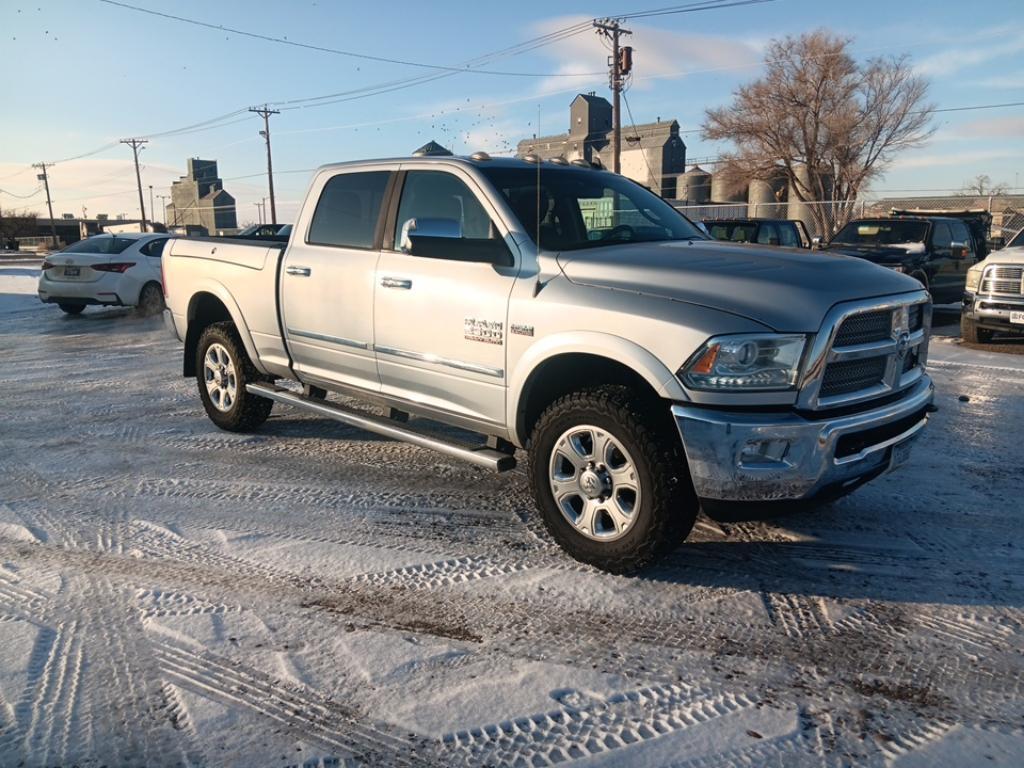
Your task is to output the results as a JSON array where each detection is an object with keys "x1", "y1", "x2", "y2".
[
  {"x1": 163, "y1": 155, "x2": 933, "y2": 572},
  {"x1": 37, "y1": 232, "x2": 169, "y2": 315},
  {"x1": 817, "y1": 216, "x2": 980, "y2": 304},
  {"x1": 961, "y1": 227, "x2": 1024, "y2": 342},
  {"x1": 703, "y1": 218, "x2": 810, "y2": 248}
]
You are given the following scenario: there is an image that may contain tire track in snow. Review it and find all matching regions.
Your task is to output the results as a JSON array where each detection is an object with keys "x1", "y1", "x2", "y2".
[
  {"x1": 439, "y1": 683, "x2": 759, "y2": 767},
  {"x1": 151, "y1": 637, "x2": 439, "y2": 767}
]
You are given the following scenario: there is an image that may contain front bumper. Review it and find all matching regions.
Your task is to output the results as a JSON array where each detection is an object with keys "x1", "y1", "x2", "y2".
[
  {"x1": 963, "y1": 291, "x2": 1024, "y2": 333},
  {"x1": 672, "y1": 376, "x2": 934, "y2": 503}
]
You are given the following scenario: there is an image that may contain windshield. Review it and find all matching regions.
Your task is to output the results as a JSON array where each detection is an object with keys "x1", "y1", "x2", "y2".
[
  {"x1": 61, "y1": 236, "x2": 134, "y2": 254},
  {"x1": 831, "y1": 220, "x2": 928, "y2": 247},
  {"x1": 479, "y1": 165, "x2": 705, "y2": 250},
  {"x1": 1008, "y1": 228, "x2": 1024, "y2": 248}
]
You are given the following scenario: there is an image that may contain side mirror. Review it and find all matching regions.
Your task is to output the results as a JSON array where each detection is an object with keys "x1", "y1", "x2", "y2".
[
  {"x1": 400, "y1": 217, "x2": 514, "y2": 267},
  {"x1": 811, "y1": 236, "x2": 823, "y2": 249},
  {"x1": 950, "y1": 241, "x2": 968, "y2": 259},
  {"x1": 400, "y1": 217, "x2": 462, "y2": 253}
]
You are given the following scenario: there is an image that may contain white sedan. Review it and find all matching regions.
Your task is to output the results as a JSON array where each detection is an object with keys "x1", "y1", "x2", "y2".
[{"x1": 38, "y1": 232, "x2": 170, "y2": 315}]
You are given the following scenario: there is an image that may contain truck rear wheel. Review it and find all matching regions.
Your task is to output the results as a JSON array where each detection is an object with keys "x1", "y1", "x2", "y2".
[
  {"x1": 196, "y1": 322, "x2": 273, "y2": 432},
  {"x1": 961, "y1": 315, "x2": 994, "y2": 344},
  {"x1": 527, "y1": 385, "x2": 697, "y2": 573}
]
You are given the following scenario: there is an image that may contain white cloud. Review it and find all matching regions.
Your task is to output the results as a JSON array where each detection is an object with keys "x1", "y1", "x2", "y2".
[
  {"x1": 953, "y1": 115, "x2": 1024, "y2": 140},
  {"x1": 530, "y1": 15, "x2": 762, "y2": 97},
  {"x1": 890, "y1": 147, "x2": 1024, "y2": 170},
  {"x1": 915, "y1": 36, "x2": 1024, "y2": 77}
]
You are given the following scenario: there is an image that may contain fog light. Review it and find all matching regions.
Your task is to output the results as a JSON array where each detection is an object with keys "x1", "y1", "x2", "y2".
[{"x1": 739, "y1": 439, "x2": 790, "y2": 466}]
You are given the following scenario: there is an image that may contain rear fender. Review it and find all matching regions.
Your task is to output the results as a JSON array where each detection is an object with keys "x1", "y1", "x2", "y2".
[{"x1": 184, "y1": 280, "x2": 266, "y2": 376}]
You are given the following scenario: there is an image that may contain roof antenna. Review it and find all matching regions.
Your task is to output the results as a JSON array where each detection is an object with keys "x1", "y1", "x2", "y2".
[{"x1": 535, "y1": 104, "x2": 541, "y2": 253}]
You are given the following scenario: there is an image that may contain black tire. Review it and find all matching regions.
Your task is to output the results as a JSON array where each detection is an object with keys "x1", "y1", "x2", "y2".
[
  {"x1": 527, "y1": 385, "x2": 698, "y2": 573},
  {"x1": 195, "y1": 321, "x2": 273, "y2": 432},
  {"x1": 58, "y1": 303, "x2": 85, "y2": 315},
  {"x1": 961, "y1": 315, "x2": 994, "y2": 344},
  {"x1": 137, "y1": 281, "x2": 165, "y2": 317}
]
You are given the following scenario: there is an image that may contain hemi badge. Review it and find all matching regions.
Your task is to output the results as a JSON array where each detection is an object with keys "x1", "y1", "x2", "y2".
[{"x1": 510, "y1": 323, "x2": 534, "y2": 337}]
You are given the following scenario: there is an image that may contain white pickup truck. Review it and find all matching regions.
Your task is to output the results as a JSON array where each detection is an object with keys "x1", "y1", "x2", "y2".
[{"x1": 163, "y1": 154, "x2": 934, "y2": 572}]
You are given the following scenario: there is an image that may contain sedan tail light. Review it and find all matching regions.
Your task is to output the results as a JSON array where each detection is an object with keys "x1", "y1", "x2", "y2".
[
  {"x1": 93, "y1": 262, "x2": 136, "y2": 273},
  {"x1": 41, "y1": 260, "x2": 55, "y2": 270}
]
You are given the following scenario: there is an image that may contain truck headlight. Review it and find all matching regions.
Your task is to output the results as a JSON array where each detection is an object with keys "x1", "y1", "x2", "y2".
[
  {"x1": 681, "y1": 334, "x2": 806, "y2": 391},
  {"x1": 965, "y1": 267, "x2": 982, "y2": 293}
]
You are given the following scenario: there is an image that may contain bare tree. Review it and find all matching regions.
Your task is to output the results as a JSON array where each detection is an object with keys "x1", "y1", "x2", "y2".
[
  {"x1": 958, "y1": 174, "x2": 1010, "y2": 197},
  {"x1": 703, "y1": 31, "x2": 934, "y2": 236},
  {"x1": 0, "y1": 210, "x2": 39, "y2": 249}
]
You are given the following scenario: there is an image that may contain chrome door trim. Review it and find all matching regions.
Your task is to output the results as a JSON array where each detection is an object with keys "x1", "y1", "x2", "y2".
[
  {"x1": 375, "y1": 344, "x2": 503, "y2": 378},
  {"x1": 288, "y1": 328, "x2": 370, "y2": 350},
  {"x1": 285, "y1": 265, "x2": 312, "y2": 276},
  {"x1": 380, "y1": 276, "x2": 412, "y2": 289}
]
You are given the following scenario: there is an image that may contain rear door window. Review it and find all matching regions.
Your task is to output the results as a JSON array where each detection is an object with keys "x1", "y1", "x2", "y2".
[
  {"x1": 307, "y1": 171, "x2": 391, "y2": 249},
  {"x1": 755, "y1": 222, "x2": 781, "y2": 245},
  {"x1": 777, "y1": 223, "x2": 801, "y2": 247},
  {"x1": 930, "y1": 221, "x2": 952, "y2": 254}
]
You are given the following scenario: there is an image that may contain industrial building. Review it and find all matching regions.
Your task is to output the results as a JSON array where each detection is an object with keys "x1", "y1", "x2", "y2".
[
  {"x1": 166, "y1": 158, "x2": 237, "y2": 235},
  {"x1": 516, "y1": 93, "x2": 687, "y2": 198}
]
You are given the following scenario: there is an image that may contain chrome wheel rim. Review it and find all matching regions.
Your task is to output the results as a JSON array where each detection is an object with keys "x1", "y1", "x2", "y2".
[
  {"x1": 203, "y1": 343, "x2": 237, "y2": 412},
  {"x1": 548, "y1": 424, "x2": 641, "y2": 542}
]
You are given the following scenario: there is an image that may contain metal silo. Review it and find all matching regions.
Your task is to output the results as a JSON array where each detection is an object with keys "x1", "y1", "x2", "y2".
[
  {"x1": 680, "y1": 166, "x2": 712, "y2": 204},
  {"x1": 748, "y1": 178, "x2": 783, "y2": 218},
  {"x1": 710, "y1": 172, "x2": 746, "y2": 203}
]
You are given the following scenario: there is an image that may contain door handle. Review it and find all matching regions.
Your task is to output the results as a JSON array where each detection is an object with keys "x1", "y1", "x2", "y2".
[
  {"x1": 381, "y1": 277, "x2": 412, "y2": 289},
  {"x1": 286, "y1": 266, "x2": 311, "y2": 277}
]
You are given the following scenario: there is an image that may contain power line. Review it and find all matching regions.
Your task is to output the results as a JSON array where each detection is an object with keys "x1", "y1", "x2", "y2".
[
  {"x1": 98, "y1": 0, "x2": 602, "y2": 77},
  {"x1": 621, "y1": 90, "x2": 660, "y2": 194}
]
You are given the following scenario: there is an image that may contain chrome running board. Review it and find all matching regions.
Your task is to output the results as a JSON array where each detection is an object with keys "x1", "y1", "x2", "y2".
[{"x1": 246, "y1": 383, "x2": 516, "y2": 472}]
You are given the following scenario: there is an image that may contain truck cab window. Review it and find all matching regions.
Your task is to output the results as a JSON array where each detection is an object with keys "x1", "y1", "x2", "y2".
[
  {"x1": 394, "y1": 171, "x2": 494, "y2": 244},
  {"x1": 307, "y1": 171, "x2": 390, "y2": 249}
]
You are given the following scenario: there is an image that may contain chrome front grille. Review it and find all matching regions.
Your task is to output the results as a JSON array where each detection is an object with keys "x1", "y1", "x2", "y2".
[
  {"x1": 820, "y1": 357, "x2": 889, "y2": 397},
  {"x1": 800, "y1": 294, "x2": 931, "y2": 411},
  {"x1": 980, "y1": 265, "x2": 1023, "y2": 296},
  {"x1": 833, "y1": 310, "x2": 891, "y2": 347}
]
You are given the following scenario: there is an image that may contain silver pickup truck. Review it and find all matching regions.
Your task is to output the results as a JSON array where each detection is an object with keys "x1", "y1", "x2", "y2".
[{"x1": 163, "y1": 155, "x2": 934, "y2": 572}]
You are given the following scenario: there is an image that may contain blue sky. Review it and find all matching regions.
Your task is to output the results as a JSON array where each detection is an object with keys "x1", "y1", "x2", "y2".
[{"x1": 1, "y1": 0, "x2": 1021, "y2": 224}]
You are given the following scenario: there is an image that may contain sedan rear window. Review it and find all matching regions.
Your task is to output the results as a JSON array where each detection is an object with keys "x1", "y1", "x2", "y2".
[{"x1": 62, "y1": 236, "x2": 134, "y2": 254}]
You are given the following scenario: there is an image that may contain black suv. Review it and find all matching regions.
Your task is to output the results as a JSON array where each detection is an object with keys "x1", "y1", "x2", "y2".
[
  {"x1": 703, "y1": 218, "x2": 810, "y2": 248},
  {"x1": 819, "y1": 217, "x2": 980, "y2": 304}
]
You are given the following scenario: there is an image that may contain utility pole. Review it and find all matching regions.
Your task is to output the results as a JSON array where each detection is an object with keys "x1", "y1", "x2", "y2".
[
  {"x1": 120, "y1": 138, "x2": 149, "y2": 231},
  {"x1": 157, "y1": 194, "x2": 170, "y2": 225},
  {"x1": 33, "y1": 162, "x2": 58, "y2": 248},
  {"x1": 148, "y1": 185, "x2": 155, "y2": 227},
  {"x1": 254, "y1": 201, "x2": 264, "y2": 225},
  {"x1": 249, "y1": 105, "x2": 280, "y2": 225},
  {"x1": 593, "y1": 19, "x2": 632, "y2": 174}
]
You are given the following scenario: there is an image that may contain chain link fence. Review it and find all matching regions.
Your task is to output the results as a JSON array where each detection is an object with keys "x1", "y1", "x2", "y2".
[{"x1": 673, "y1": 194, "x2": 1024, "y2": 244}]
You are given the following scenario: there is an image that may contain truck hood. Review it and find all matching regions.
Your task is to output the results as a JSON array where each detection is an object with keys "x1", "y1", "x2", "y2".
[
  {"x1": 976, "y1": 246, "x2": 1024, "y2": 267},
  {"x1": 556, "y1": 239, "x2": 923, "y2": 332}
]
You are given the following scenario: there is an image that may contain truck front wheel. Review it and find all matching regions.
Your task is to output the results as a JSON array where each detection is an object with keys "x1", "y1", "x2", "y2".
[
  {"x1": 527, "y1": 385, "x2": 697, "y2": 573},
  {"x1": 961, "y1": 315, "x2": 994, "y2": 344},
  {"x1": 196, "y1": 322, "x2": 273, "y2": 432}
]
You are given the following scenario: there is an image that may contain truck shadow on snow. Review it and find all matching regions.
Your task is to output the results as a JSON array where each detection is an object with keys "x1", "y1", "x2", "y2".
[{"x1": 637, "y1": 503, "x2": 1024, "y2": 608}]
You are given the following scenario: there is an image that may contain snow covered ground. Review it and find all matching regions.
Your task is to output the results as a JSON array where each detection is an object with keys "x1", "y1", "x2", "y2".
[{"x1": 1, "y1": 262, "x2": 1022, "y2": 767}]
